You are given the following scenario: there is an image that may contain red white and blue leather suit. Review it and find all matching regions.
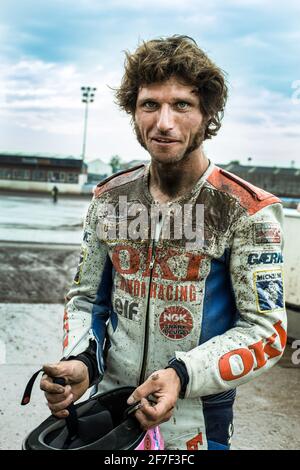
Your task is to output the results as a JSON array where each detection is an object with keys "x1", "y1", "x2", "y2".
[{"x1": 63, "y1": 161, "x2": 287, "y2": 450}]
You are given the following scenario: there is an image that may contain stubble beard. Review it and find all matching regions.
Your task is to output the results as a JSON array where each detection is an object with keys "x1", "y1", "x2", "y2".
[{"x1": 133, "y1": 121, "x2": 206, "y2": 165}]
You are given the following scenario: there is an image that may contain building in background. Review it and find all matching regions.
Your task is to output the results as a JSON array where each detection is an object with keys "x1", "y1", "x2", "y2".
[
  {"x1": 87, "y1": 158, "x2": 112, "y2": 183},
  {"x1": 219, "y1": 162, "x2": 300, "y2": 199},
  {"x1": 0, "y1": 151, "x2": 87, "y2": 194},
  {"x1": 106, "y1": 159, "x2": 300, "y2": 200},
  {"x1": 119, "y1": 159, "x2": 150, "y2": 171},
  {"x1": 1, "y1": 153, "x2": 299, "y2": 198},
  {"x1": 79, "y1": 158, "x2": 113, "y2": 194}
]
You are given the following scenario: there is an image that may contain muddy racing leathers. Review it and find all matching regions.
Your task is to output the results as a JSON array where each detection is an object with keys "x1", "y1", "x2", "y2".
[{"x1": 63, "y1": 161, "x2": 287, "y2": 450}]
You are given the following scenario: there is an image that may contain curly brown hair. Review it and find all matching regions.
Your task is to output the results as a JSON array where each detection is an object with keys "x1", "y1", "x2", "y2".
[{"x1": 115, "y1": 35, "x2": 228, "y2": 140}]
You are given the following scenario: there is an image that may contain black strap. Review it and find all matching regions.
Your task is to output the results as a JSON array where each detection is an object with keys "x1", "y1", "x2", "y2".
[
  {"x1": 21, "y1": 369, "x2": 79, "y2": 448},
  {"x1": 52, "y1": 377, "x2": 78, "y2": 446},
  {"x1": 21, "y1": 368, "x2": 43, "y2": 405}
]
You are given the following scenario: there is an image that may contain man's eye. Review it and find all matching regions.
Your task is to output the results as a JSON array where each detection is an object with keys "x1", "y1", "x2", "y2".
[
  {"x1": 143, "y1": 102, "x2": 157, "y2": 109},
  {"x1": 176, "y1": 102, "x2": 189, "y2": 110}
]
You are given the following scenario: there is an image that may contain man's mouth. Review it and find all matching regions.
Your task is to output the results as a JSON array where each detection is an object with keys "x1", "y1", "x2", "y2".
[{"x1": 151, "y1": 137, "x2": 179, "y2": 145}]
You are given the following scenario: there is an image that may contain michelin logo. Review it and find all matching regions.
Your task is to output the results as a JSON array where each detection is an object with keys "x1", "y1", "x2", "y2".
[{"x1": 254, "y1": 270, "x2": 284, "y2": 313}]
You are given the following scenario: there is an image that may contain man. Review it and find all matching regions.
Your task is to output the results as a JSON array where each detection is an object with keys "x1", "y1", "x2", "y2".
[
  {"x1": 51, "y1": 185, "x2": 58, "y2": 203},
  {"x1": 41, "y1": 35, "x2": 287, "y2": 450}
]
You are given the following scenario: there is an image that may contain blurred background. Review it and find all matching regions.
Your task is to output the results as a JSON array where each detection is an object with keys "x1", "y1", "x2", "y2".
[{"x1": 0, "y1": 0, "x2": 299, "y2": 450}]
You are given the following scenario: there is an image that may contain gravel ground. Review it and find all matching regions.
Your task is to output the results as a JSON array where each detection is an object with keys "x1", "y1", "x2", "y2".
[
  {"x1": 232, "y1": 344, "x2": 300, "y2": 450},
  {"x1": 0, "y1": 243, "x2": 79, "y2": 303}
]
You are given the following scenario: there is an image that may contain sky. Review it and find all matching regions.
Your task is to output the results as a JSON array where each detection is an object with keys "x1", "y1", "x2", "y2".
[{"x1": 0, "y1": 0, "x2": 299, "y2": 167}]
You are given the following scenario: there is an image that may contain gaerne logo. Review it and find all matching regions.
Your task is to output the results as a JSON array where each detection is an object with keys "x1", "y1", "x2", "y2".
[{"x1": 159, "y1": 306, "x2": 193, "y2": 340}]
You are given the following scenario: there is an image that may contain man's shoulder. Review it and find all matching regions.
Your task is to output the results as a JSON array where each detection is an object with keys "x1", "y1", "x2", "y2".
[
  {"x1": 93, "y1": 164, "x2": 146, "y2": 198},
  {"x1": 207, "y1": 165, "x2": 281, "y2": 215}
]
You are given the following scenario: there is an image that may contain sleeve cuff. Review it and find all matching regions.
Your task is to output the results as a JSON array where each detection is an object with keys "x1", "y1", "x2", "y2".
[
  {"x1": 165, "y1": 358, "x2": 189, "y2": 399},
  {"x1": 62, "y1": 339, "x2": 100, "y2": 387}
]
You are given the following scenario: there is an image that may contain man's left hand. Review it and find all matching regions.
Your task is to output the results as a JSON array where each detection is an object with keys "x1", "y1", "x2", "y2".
[{"x1": 127, "y1": 368, "x2": 181, "y2": 430}]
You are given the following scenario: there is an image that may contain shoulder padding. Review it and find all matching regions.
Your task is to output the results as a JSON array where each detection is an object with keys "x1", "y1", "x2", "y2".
[
  {"x1": 207, "y1": 166, "x2": 281, "y2": 215},
  {"x1": 93, "y1": 164, "x2": 146, "y2": 198}
]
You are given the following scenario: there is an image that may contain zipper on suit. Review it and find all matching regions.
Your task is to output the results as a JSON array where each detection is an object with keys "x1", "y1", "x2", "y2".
[{"x1": 138, "y1": 212, "x2": 162, "y2": 384}]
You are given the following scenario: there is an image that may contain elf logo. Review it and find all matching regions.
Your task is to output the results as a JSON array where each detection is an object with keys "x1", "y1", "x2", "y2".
[{"x1": 114, "y1": 298, "x2": 139, "y2": 321}]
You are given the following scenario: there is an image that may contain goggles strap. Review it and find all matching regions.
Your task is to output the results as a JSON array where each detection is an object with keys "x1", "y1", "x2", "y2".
[
  {"x1": 21, "y1": 368, "x2": 43, "y2": 405},
  {"x1": 21, "y1": 369, "x2": 79, "y2": 447}
]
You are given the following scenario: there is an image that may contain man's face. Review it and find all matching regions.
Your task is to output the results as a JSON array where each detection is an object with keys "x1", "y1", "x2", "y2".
[{"x1": 134, "y1": 76, "x2": 206, "y2": 164}]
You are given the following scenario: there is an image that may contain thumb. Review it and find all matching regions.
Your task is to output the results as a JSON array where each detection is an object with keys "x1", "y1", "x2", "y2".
[
  {"x1": 42, "y1": 362, "x2": 67, "y2": 380},
  {"x1": 127, "y1": 378, "x2": 156, "y2": 405}
]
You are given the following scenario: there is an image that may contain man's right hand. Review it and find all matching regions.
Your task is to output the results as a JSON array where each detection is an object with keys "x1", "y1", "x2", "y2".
[{"x1": 40, "y1": 360, "x2": 89, "y2": 419}]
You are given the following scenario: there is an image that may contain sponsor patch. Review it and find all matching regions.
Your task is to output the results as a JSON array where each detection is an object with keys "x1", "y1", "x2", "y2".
[
  {"x1": 143, "y1": 434, "x2": 152, "y2": 450},
  {"x1": 63, "y1": 310, "x2": 69, "y2": 349},
  {"x1": 254, "y1": 270, "x2": 284, "y2": 313},
  {"x1": 248, "y1": 252, "x2": 283, "y2": 265},
  {"x1": 186, "y1": 432, "x2": 203, "y2": 450},
  {"x1": 114, "y1": 297, "x2": 139, "y2": 321},
  {"x1": 254, "y1": 223, "x2": 281, "y2": 245},
  {"x1": 83, "y1": 230, "x2": 92, "y2": 244},
  {"x1": 73, "y1": 247, "x2": 87, "y2": 285},
  {"x1": 159, "y1": 306, "x2": 193, "y2": 340}
]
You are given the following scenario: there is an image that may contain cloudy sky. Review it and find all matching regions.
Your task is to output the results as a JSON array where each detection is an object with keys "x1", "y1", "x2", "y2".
[{"x1": 0, "y1": 0, "x2": 299, "y2": 167}]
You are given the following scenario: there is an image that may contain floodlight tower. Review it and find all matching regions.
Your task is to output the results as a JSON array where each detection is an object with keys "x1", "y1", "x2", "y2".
[{"x1": 81, "y1": 86, "x2": 96, "y2": 162}]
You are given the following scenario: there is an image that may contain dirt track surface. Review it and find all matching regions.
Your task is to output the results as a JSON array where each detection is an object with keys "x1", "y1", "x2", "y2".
[
  {"x1": 0, "y1": 243, "x2": 79, "y2": 303},
  {"x1": 232, "y1": 343, "x2": 300, "y2": 449}
]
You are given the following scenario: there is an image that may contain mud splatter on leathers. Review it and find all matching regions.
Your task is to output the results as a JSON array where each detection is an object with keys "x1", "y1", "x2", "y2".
[{"x1": 63, "y1": 161, "x2": 287, "y2": 450}]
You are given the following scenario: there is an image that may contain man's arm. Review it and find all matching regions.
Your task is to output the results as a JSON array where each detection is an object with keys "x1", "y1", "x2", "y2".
[
  {"x1": 63, "y1": 197, "x2": 111, "y2": 369},
  {"x1": 175, "y1": 202, "x2": 287, "y2": 398},
  {"x1": 41, "y1": 197, "x2": 111, "y2": 417},
  {"x1": 129, "y1": 203, "x2": 287, "y2": 427}
]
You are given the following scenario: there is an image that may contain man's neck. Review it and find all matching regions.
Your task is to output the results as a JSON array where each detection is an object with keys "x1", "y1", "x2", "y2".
[{"x1": 149, "y1": 148, "x2": 209, "y2": 204}]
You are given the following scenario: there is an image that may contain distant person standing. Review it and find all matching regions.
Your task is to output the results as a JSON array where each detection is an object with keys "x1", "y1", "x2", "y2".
[{"x1": 51, "y1": 185, "x2": 58, "y2": 203}]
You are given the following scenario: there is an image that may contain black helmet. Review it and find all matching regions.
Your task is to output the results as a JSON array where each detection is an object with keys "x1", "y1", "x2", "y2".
[{"x1": 23, "y1": 386, "x2": 150, "y2": 450}]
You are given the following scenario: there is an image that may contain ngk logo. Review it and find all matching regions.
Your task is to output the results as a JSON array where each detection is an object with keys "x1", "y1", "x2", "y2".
[
  {"x1": 159, "y1": 306, "x2": 193, "y2": 340},
  {"x1": 163, "y1": 313, "x2": 188, "y2": 322}
]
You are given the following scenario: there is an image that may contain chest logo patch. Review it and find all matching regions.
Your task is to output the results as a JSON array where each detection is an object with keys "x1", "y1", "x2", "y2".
[
  {"x1": 159, "y1": 306, "x2": 193, "y2": 340},
  {"x1": 254, "y1": 222, "x2": 281, "y2": 245}
]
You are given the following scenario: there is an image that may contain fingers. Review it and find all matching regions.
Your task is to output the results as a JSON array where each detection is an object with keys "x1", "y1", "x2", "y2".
[
  {"x1": 42, "y1": 363, "x2": 69, "y2": 382},
  {"x1": 52, "y1": 409, "x2": 70, "y2": 419},
  {"x1": 47, "y1": 391, "x2": 74, "y2": 414},
  {"x1": 43, "y1": 360, "x2": 88, "y2": 385},
  {"x1": 42, "y1": 378, "x2": 74, "y2": 418},
  {"x1": 40, "y1": 376, "x2": 72, "y2": 417},
  {"x1": 135, "y1": 398, "x2": 173, "y2": 430},
  {"x1": 127, "y1": 373, "x2": 161, "y2": 405},
  {"x1": 45, "y1": 385, "x2": 72, "y2": 404},
  {"x1": 128, "y1": 369, "x2": 179, "y2": 430},
  {"x1": 40, "y1": 361, "x2": 90, "y2": 419},
  {"x1": 40, "y1": 374, "x2": 65, "y2": 394},
  {"x1": 40, "y1": 364, "x2": 72, "y2": 418}
]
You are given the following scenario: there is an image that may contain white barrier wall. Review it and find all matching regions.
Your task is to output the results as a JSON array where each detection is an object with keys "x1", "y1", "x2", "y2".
[
  {"x1": 0, "y1": 179, "x2": 82, "y2": 194},
  {"x1": 283, "y1": 210, "x2": 300, "y2": 307}
]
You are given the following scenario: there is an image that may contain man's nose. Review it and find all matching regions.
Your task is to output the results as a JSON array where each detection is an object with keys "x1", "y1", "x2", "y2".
[{"x1": 156, "y1": 105, "x2": 174, "y2": 133}]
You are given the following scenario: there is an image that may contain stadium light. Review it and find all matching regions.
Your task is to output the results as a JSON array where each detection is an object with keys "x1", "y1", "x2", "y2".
[{"x1": 81, "y1": 86, "x2": 97, "y2": 162}]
